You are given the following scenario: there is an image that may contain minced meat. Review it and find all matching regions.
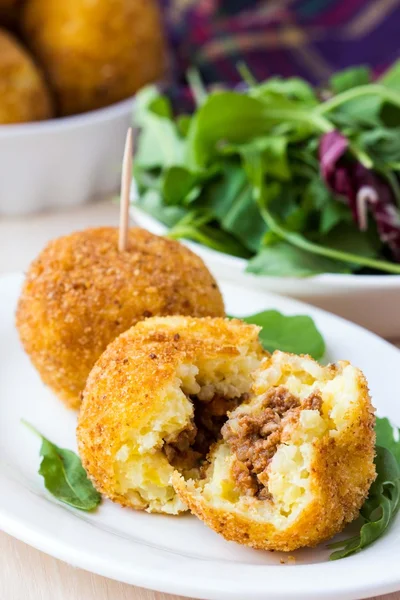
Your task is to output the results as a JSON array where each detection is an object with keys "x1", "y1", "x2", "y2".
[
  {"x1": 163, "y1": 394, "x2": 243, "y2": 471},
  {"x1": 222, "y1": 386, "x2": 323, "y2": 499}
]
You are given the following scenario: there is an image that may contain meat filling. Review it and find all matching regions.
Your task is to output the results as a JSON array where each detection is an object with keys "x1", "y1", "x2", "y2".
[
  {"x1": 222, "y1": 386, "x2": 323, "y2": 499},
  {"x1": 163, "y1": 394, "x2": 244, "y2": 472}
]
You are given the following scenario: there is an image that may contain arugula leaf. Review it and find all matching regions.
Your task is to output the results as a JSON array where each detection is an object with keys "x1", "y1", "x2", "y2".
[
  {"x1": 301, "y1": 177, "x2": 351, "y2": 234},
  {"x1": 134, "y1": 85, "x2": 170, "y2": 124},
  {"x1": 23, "y1": 420, "x2": 101, "y2": 511},
  {"x1": 168, "y1": 210, "x2": 251, "y2": 258},
  {"x1": 186, "y1": 91, "x2": 331, "y2": 168},
  {"x1": 239, "y1": 310, "x2": 325, "y2": 359},
  {"x1": 177, "y1": 115, "x2": 192, "y2": 137},
  {"x1": 376, "y1": 417, "x2": 400, "y2": 464},
  {"x1": 135, "y1": 114, "x2": 185, "y2": 169},
  {"x1": 319, "y1": 201, "x2": 351, "y2": 234},
  {"x1": 161, "y1": 166, "x2": 200, "y2": 205},
  {"x1": 329, "y1": 416, "x2": 400, "y2": 560},
  {"x1": 186, "y1": 92, "x2": 274, "y2": 168},
  {"x1": 380, "y1": 59, "x2": 400, "y2": 91},
  {"x1": 192, "y1": 162, "x2": 267, "y2": 253},
  {"x1": 329, "y1": 446, "x2": 400, "y2": 560},
  {"x1": 330, "y1": 66, "x2": 371, "y2": 94},
  {"x1": 136, "y1": 189, "x2": 187, "y2": 228},
  {"x1": 317, "y1": 223, "x2": 380, "y2": 260},
  {"x1": 238, "y1": 137, "x2": 291, "y2": 181},
  {"x1": 247, "y1": 242, "x2": 350, "y2": 277},
  {"x1": 251, "y1": 77, "x2": 318, "y2": 106},
  {"x1": 134, "y1": 87, "x2": 184, "y2": 169},
  {"x1": 358, "y1": 128, "x2": 400, "y2": 164}
]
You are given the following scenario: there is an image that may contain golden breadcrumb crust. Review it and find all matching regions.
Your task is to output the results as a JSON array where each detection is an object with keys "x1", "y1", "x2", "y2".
[
  {"x1": 0, "y1": 29, "x2": 53, "y2": 124},
  {"x1": 173, "y1": 359, "x2": 376, "y2": 551},
  {"x1": 77, "y1": 316, "x2": 264, "y2": 509},
  {"x1": 16, "y1": 228, "x2": 224, "y2": 409},
  {"x1": 22, "y1": 0, "x2": 166, "y2": 115}
]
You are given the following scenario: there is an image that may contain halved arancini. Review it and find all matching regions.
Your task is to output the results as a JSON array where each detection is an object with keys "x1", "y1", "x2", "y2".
[
  {"x1": 173, "y1": 351, "x2": 376, "y2": 551},
  {"x1": 77, "y1": 316, "x2": 266, "y2": 514}
]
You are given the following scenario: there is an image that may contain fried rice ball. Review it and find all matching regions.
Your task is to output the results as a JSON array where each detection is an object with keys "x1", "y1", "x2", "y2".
[
  {"x1": 21, "y1": 0, "x2": 166, "y2": 116},
  {"x1": 16, "y1": 228, "x2": 225, "y2": 410},
  {"x1": 0, "y1": 29, "x2": 53, "y2": 124},
  {"x1": 173, "y1": 351, "x2": 376, "y2": 551},
  {"x1": 77, "y1": 316, "x2": 266, "y2": 515}
]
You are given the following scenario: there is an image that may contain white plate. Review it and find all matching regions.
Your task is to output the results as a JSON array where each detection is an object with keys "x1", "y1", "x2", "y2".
[
  {"x1": 1, "y1": 272, "x2": 400, "y2": 600},
  {"x1": 133, "y1": 208, "x2": 400, "y2": 339}
]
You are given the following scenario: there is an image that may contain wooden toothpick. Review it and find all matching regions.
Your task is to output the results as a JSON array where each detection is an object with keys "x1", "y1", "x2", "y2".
[{"x1": 118, "y1": 127, "x2": 133, "y2": 252}]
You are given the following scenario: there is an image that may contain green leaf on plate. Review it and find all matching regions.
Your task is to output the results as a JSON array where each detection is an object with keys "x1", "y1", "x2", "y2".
[
  {"x1": 329, "y1": 445, "x2": 400, "y2": 560},
  {"x1": 375, "y1": 417, "x2": 400, "y2": 464},
  {"x1": 238, "y1": 309, "x2": 325, "y2": 359},
  {"x1": 23, "y1": 420, "x2": 101, "y2": 511},
  {"x1": 329, "y1": 416, "x2": 400, "y2": 560}
]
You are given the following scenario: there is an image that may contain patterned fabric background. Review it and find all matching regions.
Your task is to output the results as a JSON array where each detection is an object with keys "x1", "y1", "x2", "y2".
[{"x1": 160, "y1": 0, "x2": 400, "y2": 104}]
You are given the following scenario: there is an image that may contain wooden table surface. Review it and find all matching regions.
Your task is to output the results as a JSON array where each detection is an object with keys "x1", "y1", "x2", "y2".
[{"x1": 0, "y1": 199, "x2": 398, "y2": 600}]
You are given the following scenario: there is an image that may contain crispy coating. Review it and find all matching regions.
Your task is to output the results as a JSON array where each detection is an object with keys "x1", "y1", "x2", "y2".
[
  {"x1": 0, "y1": 29, "x2": 53, "y2": 124},
  {"x1": 77, "y1": 316, "x2": 265, "y2": 512},
  {"x1": 21, "y1": 0, "x2": 166, "y2": 116},
  {"x1": 173, "y1": 352, "x2": 376, "y2": 551},
  {"x1": 16, "y1": 228, "x2": 225, "y2": 409}
]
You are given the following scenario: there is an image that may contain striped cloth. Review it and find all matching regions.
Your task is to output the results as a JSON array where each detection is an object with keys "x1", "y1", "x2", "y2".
[{"x1": 160, "y1": 0, "x2": 400, "y2": 109}]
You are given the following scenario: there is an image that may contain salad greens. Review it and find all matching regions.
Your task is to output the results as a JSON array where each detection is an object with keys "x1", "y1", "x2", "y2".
[
  {"x1": 329, "y1": 416, "x2": 400, "y2": 560},
  {"x1": 134, "y1": 62, "x2": 400, "y2": 276},
  {"x1": 237, "y1": 309, "x2": 325, "y2": 359},
  {"x1": 23, "y1": 420, "x2": 101, "y2": 511}
]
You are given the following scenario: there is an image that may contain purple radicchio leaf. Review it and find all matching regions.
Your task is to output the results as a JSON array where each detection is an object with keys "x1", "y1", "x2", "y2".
[{"x1": 319, "y1": 131, "x2": 400, "y2": 262}]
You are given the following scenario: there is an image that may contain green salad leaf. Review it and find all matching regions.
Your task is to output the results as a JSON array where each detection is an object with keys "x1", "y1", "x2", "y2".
[
  {"x1": 329, "y1": 65, "x2": 371, "y2": 94},
  {"x1": 23, "y1": 420, "x2": 101, "y2": 511},
  {"x1": 329, "y1": 417, "x2": 400, "y2": 560},
  {"x1": 238, "y1": 309, "x2": 325, "y2": 359},
  {"x1": 247, "y1": 242, "x2": 351, "y2": 277}
]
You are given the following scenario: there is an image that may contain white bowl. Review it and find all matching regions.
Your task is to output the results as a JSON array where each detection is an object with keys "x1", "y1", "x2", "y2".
[
  {"x1": 133, "y1": 209, "x2": 400, "y2": 339},
  {"x1": 0, "y1": 97, "x2": 134, "y2": 215}
]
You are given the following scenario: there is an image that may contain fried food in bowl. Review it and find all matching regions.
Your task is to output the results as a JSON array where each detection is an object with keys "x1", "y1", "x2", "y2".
[
  {"x1": 173, "y1": 351, "x2": 376, "y2": 550},
  {"x1": 0, "y1": 29, "x2": 53, "y2": 124},
  {"x1": 77, "y1": 316, "x2": 266, "y2": 515},
  {"x1": 16, "y1": 228, "x2": 224, "y2": 409},
  {"x1": 21, "y1": 0, "x2": 166, "y2": 116}
]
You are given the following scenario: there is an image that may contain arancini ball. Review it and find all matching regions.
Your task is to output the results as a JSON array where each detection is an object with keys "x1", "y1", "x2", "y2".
[
  {"x1": 16, "y1": 228, "x2": 225, "y2": 409},
  {"x1": 77, "y1": 316, "x2": 266, "y2": 514},
  {"x1": 0, "y1": 29, "x2": 53, "y2": 124},
  {"x1": 173, "y1": 351, "x2": 376, "y2": 551},
  {"x1": 21, "y1": 0, "x2": 166, "y2": 116}
]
